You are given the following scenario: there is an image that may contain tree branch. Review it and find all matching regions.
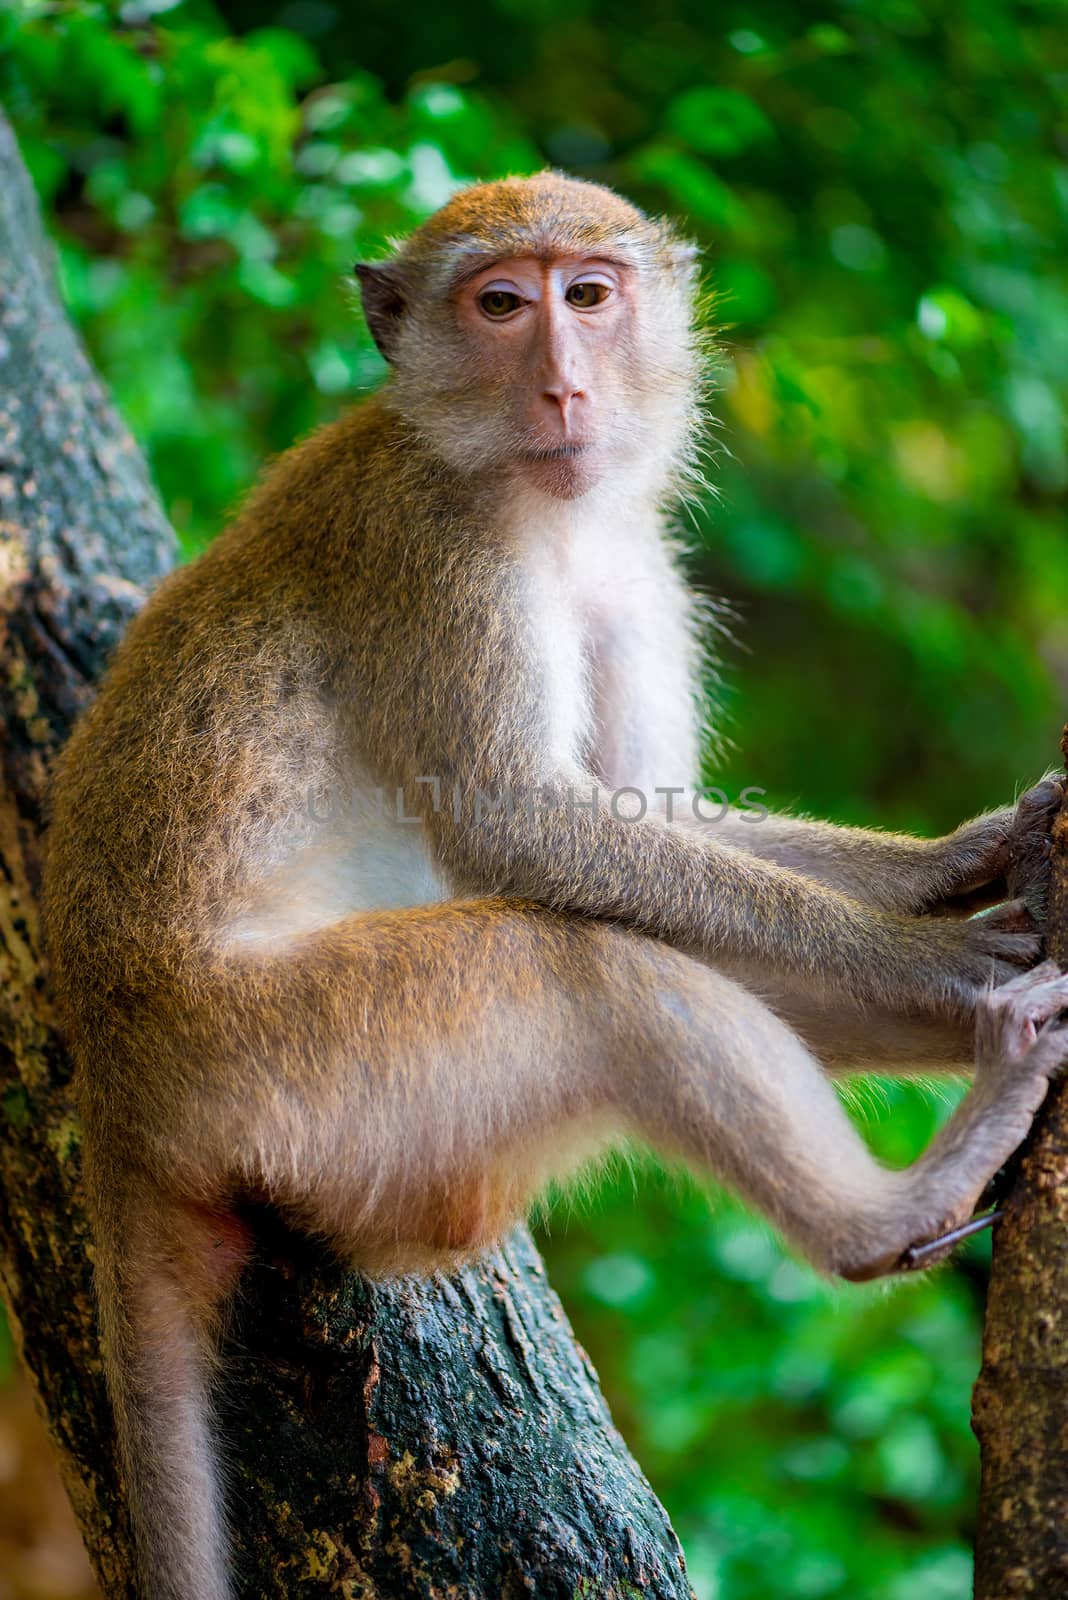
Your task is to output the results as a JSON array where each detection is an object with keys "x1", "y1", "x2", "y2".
[{"x1": 973, "y1": 730, "x2": 1068, "y2": 1596}]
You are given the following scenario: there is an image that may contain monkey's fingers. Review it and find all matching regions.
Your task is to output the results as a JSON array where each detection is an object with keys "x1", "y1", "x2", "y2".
[
  {"x1": 970, "y1": 897, "x2": 1039, "y2": 936},
  {"x1": 991, "y1": 957, "x2": 1062, "y2": 991},
  {"x1": 985, "y1": 960, "x2": 1068, "y2": 1022},
  {"x1": 1007, "y1": 773, "x2": 1064, "y2": 913},
  {"x1": 1013, "y1": 772, "x2": 1065, "y2": 836},
  {"x1": 966, "y1": 899, "x2": 1044, "y2": 975},
  {"x1": 979, "y1": 967, "x2": 1068, "y2": 1063}
]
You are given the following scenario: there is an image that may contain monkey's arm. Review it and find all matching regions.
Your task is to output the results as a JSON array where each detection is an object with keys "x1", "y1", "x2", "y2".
[
  {"x1": 667, "y1": 784, "x2": 1060, "y2": 1073},
  {"x1": 674, "y1": 776, "x2": 1061, "y2": 918},
  {"x1": 371, "y1": 567, "x2": 1035, "y2": 1021}
]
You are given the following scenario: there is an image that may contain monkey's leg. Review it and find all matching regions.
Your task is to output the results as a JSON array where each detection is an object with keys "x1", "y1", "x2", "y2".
[
  {"x1": 151, "y1": 902, "x2": 1068, "y2": 1291},
  {"x1": 598, "y1": 951, "x2": 1068, "y2": 1281},
  {"x1": 97, "y1": 906, "x2": 1067, "y2": 1600}
]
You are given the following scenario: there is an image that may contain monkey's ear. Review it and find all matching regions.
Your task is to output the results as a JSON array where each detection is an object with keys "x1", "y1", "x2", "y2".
[{"x1": 354, "y1": 261, "x2": 407, "y2": 362}]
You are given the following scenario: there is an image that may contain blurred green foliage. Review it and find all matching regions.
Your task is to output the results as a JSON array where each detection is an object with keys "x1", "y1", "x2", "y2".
[{"x1": 2, "y1": 2, "x2": 1066, "y2": 1595}]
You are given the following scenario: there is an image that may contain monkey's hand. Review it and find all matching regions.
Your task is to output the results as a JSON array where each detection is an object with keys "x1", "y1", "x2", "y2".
[
  {"x1": 919, "y1": 897, "x2": 1043, "y2": 1015},
  {"x1": 973, "y1": 959, "x2": 1068, "y2": 1116},
  {"x1": 925, "y1": 773, "x2": 1064, "y2": 921}
]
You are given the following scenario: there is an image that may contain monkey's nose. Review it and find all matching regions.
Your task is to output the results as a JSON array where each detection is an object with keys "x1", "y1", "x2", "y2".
[{"x1": 541, "y1": 387, "x2": 586, "y2": 426}]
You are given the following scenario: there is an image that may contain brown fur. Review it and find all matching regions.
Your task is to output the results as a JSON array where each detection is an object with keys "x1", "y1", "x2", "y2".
[{"x1": 42, "y1": 172, "x2": 1067, "y2": 1600}]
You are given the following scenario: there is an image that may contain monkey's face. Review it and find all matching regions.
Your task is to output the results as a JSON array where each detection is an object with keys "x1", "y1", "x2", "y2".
[
  {"x1": 446, "y1": 253, "x2": 636, "y2": 500},
  {"x1": 358, "y1": 174, "x2": 702, "y2": 500},
  {"x1": 385, "y1": 249, "x2": 697, "y2": 501}
]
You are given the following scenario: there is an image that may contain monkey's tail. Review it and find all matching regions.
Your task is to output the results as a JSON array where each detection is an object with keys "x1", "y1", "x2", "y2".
[{"x1": 90, "y1": 1178, "x2": 250, "y2": 1600}]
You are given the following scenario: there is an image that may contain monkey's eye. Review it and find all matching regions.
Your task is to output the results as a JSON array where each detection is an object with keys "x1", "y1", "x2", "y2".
[
  {"x1": 565, "y1": 282, "x2": 611, "y2": 309},
  {"x1": 478, "y1": 289, "x2": 523, "y2": 318}
]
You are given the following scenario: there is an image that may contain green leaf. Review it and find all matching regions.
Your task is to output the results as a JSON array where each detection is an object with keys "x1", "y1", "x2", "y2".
[{"x1": 666, "y1": 86, "x2": 773, "y2": 157}]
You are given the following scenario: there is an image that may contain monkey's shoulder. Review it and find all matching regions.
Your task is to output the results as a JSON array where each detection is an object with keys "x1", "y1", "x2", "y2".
[{"x1": 231, "y1": 395, "x2": 454, "y2": 560}]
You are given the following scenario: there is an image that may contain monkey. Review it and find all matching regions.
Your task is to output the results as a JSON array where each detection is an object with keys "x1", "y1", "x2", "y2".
[{"x1": 40, "y1": 171, "x2": 1068, "y2": 1600}]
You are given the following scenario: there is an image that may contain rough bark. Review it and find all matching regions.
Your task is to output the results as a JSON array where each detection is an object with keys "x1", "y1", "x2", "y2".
[
  {"x1": 0, "y1": 107, "x2": 694, "y2": 1600},
  {"x1": 973, "y1": 733, "x2": 1068, "y2": 1597}
]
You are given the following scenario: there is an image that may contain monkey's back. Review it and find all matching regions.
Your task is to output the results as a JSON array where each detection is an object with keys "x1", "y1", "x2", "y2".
[{"x1": 42, "y1": 403, "x2": 412, "y2": 1086}]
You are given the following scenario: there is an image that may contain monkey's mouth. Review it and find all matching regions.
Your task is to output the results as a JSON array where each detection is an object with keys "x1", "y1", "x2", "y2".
[
  {"x1": 519, "y1": 442, "x2": 599, "y2": 500},
  {"x1": 521, "y1": 443, "x2": 592, "y2": 463}
]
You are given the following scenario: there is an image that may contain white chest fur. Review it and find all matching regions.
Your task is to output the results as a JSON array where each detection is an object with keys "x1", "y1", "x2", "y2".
[
  {"x1": 521, "y1": 542, "x2": 595, "y2": 771},
  {"x1": 511, "y1": 484, "x2": 697, "y2": 792}
]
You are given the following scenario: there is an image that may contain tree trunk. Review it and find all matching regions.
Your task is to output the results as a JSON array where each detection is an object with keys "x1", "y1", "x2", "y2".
[
  {"x1": 0, "y1": 107, "x2": 694, "y2": 1600},
  {"x1": 973, "y1": 736, "x2": 1068, "y2": 1597}
]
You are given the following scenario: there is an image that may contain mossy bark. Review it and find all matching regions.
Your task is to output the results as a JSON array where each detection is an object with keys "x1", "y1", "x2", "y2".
[
  {"x1": 0, "y1": 108, "x2": 694, "y2": 1599},
  {"x1": 973, "y1": 735, "x2": 1068, "y2": 1597}
]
